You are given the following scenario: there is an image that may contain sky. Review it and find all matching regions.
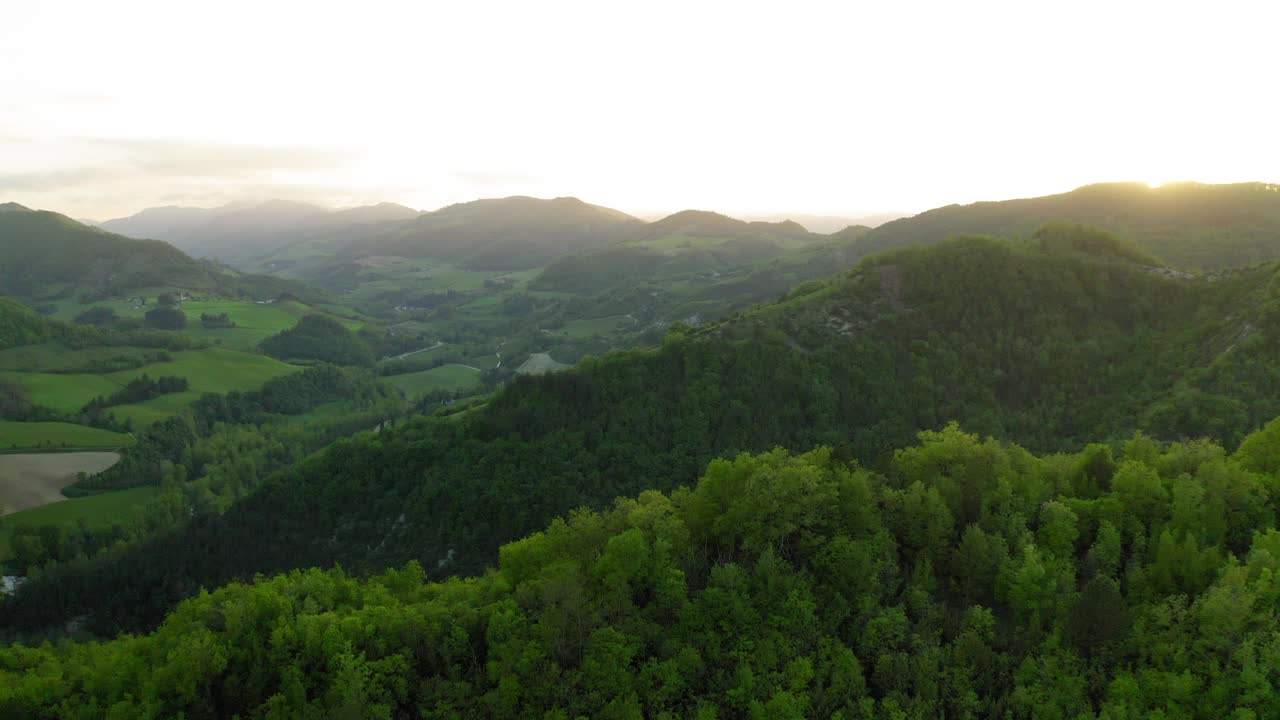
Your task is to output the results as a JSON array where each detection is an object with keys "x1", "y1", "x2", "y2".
[{"x1": 2, "y1": 0, "x2": 1278, "y2": 221}]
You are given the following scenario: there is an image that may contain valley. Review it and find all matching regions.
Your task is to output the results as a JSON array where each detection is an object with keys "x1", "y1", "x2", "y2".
[
  {"x1": 6, "y1": 184, "x2": 1280, "y2": 718},
  {"x1": 8, "y1": 4, "x2": 1279, "y2": 713}
]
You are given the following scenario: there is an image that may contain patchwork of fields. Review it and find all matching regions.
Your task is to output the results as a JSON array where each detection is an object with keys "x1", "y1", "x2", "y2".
[
  {"x1": 1, "y1": 347, "x2": 298, "y2": 427},
  {"x1": 48, "y1": 297, "x2": 366, "y2": 351}
]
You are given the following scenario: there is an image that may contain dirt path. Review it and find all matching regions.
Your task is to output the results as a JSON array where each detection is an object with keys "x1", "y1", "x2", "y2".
[
  {"x1": 0, "y1": 452, "x2": 121, "y2": 515},
  {"x1": 386, "y1": 341, "x2": 443, "y2": 361}
]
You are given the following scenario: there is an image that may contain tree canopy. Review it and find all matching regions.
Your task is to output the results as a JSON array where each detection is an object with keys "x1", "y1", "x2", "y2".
[
  {"x1": 259, "y1": 314, "x2": 374, "y2": 366},
  {"x1": 7, "y1": 427, "x2": 1280, "y2": 718}
]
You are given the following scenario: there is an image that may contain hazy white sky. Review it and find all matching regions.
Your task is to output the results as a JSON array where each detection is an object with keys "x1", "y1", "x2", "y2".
[{"x1": 2, "y1": 0, "x2": 1277, "y2": 220}]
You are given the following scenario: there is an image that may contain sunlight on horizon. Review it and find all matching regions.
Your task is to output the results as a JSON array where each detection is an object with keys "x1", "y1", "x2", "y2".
[{"x1": 2, "y1": 0, "x2": 1278, "y2": 220}]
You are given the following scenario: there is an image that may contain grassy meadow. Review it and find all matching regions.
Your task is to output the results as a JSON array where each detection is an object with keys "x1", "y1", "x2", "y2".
[
  {"x1": 0, "y1": 422, "x2": 133, "y2": 451},
  {"x1": 0, "y1": 486, "x2": 161, "y2": 561},
  {"x1": 2, "y1": 348, "x2": 298, "y2": 427},
  {"x1": 385, "y1": 364, "x2": 483, "y2": 399}
]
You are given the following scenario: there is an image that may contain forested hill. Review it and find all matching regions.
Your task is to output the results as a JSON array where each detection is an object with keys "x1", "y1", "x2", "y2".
[
  {"x1": 529, "y1": 209, "x2": 830, "y2": 296},
  {"x1": 8, "y1": 425, "x2": 1280, "y2": 718},
  {"x1": 351, "y1": 196, "x2": 644, "y2": 270},
  {"x1": 12, "y1": 227, "x2": 1280, "y2": 636},
  {"x1": 0, "y1": 206, "x2": 323, "y2": 301},
  {"x1": 861, "y1": 181, "x2": 1280, "y2": 270},
  {"x1": 0, "y1": 205, "x2": 216, "y2": 296},
  {"x1": 0, "y1": 296, "x2": 51, "y2": 349}
]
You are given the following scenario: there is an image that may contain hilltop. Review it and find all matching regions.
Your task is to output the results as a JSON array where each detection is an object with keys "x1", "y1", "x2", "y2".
[
  {"x1": 530, "y1": 208, "x2": 824, "y2": 299},
  {"x1": 349, "y1": 195, "x2": 643, "y2": 270},
  {"x1": 861, "y1": 181, "x2": 1280, "y2": 269}
]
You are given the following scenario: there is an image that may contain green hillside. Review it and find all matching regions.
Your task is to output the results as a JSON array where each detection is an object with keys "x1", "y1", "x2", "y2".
[
  {"x1": 7, "y1": 428, "x2": 1280, "y2": 718},
  {"x1": 861, "y1": 181, "x2": 1280, "y2": 270},
  {"x1": 15, "y1": 227, "x2": 1280, "y2": 636},
  {"x1": 343, "y1": 195, "x2": 642, "y2": 271},
  {"x1": 0, "y1": 297, "x2": 51, "y2": 350},
  {"x1": 0, "y1": 205, "x2": 215, "y2": 297},
  {"x1": 531, "y1": 211, "x2": 827, "y2": 296},
  {"x1": 0, "y1": 206, "x2": 330, "y2": 312},
  {"x1": 233, "y1": 200, "x2": 863, "y2": 380}
]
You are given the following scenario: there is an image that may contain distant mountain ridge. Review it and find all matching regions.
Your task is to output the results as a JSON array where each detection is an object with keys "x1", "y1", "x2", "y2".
[
  {"x1": 0, "y1": 207, "x2": 322, "y2": 300},
  {"x1": 742, "y1": 210, "x2": 907, "y2": 233},
  {"x1": 91, "y1": 181, "x2": 1280, "y2": 292},
  {"x1": 348, "y1": 196, "x2": 643, "y2": 270},
  {"x1": 100, "y1": 199, "x2": 421, "y2": 262},
  {"x1": 861, "y1": 181, "x2": 1280, "y2": 269}
]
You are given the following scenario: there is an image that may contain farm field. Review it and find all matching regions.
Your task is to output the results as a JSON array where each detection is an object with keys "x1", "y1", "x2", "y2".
[
  {"x1": 48, "y1": 297, "x2": 366, "y2": 351},
  {"x1": 384, "y1": 364, "x2": 483, "y2": 399},
  {"x1": 2, "y1": 348, "x2": 298, "y2": 426},
  {"x1": 0, "y1": 422, "x2": 133, "y2": 451},
  {"x1": 106, "y1": 347, "x2": 297, "y2": 393},
  {"x1": 0, "y1": 486, "x2": 161, "y2": 561},
  {"x1": 0, "y1": 342, "x2": 164, "y2": 373},
  {"x1": 0, "y1": 371, "x2": 121, "y2": 413},
  {"x1": 0, "y1": 451, "x2": 121, "y2": 515}
]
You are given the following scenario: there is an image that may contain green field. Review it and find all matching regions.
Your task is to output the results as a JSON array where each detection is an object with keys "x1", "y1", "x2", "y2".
[
  {"x1": 0, "y1": 422, "x2": 133, "y2": 451},
  {"x1": 48, "y1": 297, "x2": 365, "y2": 351},
  {"x1": 0, "y1": 371, "x2": 121, "y2": 413},
  {"x1": 0, "y1": 486, "x2": 161, "y2": 561},
  {"x1": 107, "y1": 347, "x2": 297, "y2": 393},
  {"x1": 0, "y1": 342, "x2": 162, "y2": 373},
  {"x1": 384, "y1": 365, "x2": 483, "y2": 399},
  {"x1": 3, "y1": 348, "x2": 298, "y2": 427},
  {"x1": 179, "y1": 299, "x2": 364, "y2": 349}
]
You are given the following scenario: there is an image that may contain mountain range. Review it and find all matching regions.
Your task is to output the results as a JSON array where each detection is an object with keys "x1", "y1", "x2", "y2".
[
  {"x1": 85, "y1": 182, "x2": 1280, "y2": 282},
  {"x1": 97, "y1": 199, "x2": 421, "y2": 262},
  {"x1": 9, "y1": 183, "x2": 1280, "y2": 718}
]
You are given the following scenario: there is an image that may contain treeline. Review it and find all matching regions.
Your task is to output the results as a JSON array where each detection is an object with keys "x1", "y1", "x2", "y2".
[
  {"x1": 6, "y1": 493, "x2": 191, "y2": 573},
  {"x1": 4, "y1": 293, "x2": 199, "y2": 358},
  {"x1": 8, "y1": 426, "x2": 1280, "y2": 717},
  {"x1": 5, "y1": 410, "x2": 399, "y2": 576},
  {"x1": 0, "y1": 378, "x2": 138, "y2": 434},
  {"x1": 11, "y1": 234, "x2": 1280, "y2": 634},
  {"x1": 199, "y1": 311, "x2": 235, "y2": 328},
  {"x1": 80, "y1": 374, "x2": 188, "y2": 414}
]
